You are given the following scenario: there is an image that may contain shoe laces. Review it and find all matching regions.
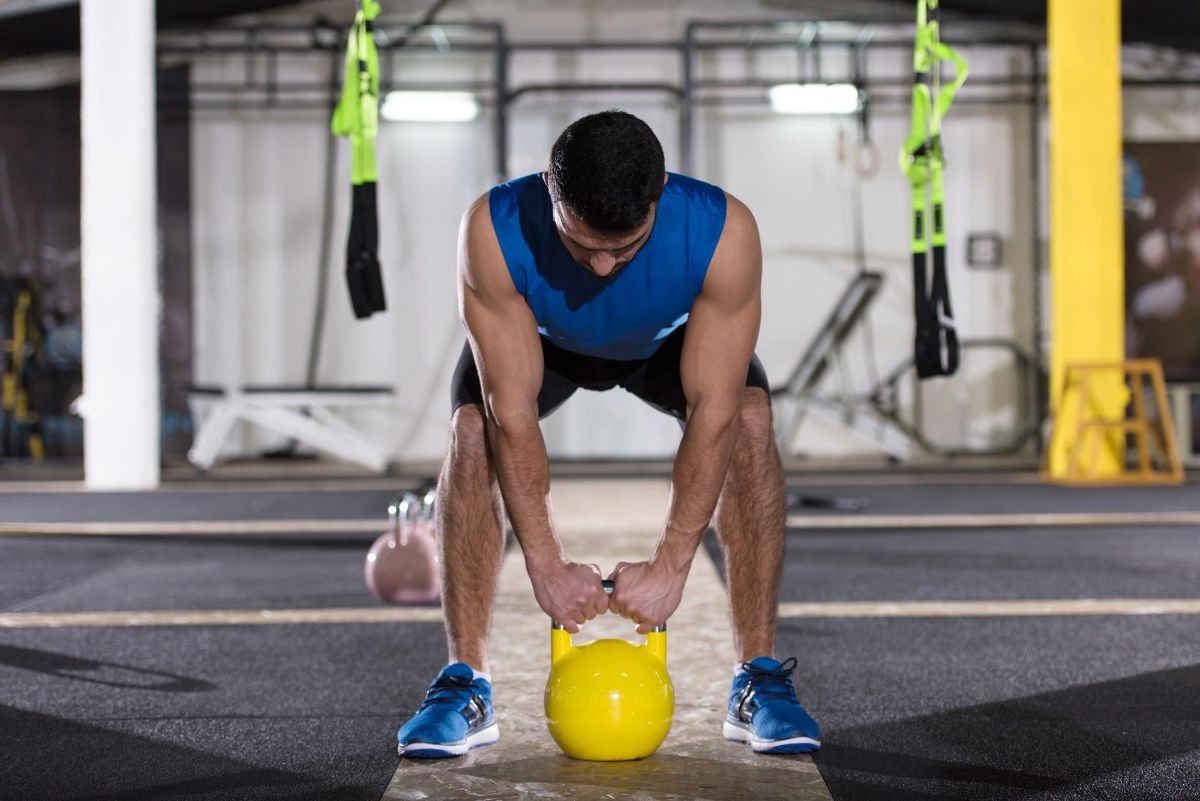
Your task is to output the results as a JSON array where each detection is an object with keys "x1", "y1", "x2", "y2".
[
  {"x1": 740, "y1": 656, "x2": 800, "y2": 704},
  {"x1": 418, "y1": 672, "x2": 477, "y2": 710}
]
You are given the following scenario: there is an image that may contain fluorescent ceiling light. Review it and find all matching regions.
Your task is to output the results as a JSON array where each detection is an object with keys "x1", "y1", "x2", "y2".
[
  {"x1": 768, "y1": 83, "x2": 861, "y2": 115},
  {"x1": 380, "y1": 91, "x2": 479, "y2": 122}
]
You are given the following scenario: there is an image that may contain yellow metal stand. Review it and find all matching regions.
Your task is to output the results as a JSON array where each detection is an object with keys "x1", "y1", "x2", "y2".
[
  {"x1": 2, "y1": 289, "x2": 44, "y2": 461},
  {"x1": 1043, "y1": 360, "x2": 1183, "y2": 485}
]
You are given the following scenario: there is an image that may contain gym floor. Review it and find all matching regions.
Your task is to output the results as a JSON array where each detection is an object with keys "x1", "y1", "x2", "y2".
[{"x1": 2, "y1": 471, "x2": 1199, "y2": 801}]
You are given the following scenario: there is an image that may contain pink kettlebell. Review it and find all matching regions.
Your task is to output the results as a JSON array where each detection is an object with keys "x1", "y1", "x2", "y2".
[{"x1": 364, "y1": 489, "x2": 441, "y2": 604}]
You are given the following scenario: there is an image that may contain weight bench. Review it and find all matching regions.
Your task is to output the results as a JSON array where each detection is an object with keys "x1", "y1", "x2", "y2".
[{"x1": 187, "y1": 384, "x2": 396, "y2": 472}]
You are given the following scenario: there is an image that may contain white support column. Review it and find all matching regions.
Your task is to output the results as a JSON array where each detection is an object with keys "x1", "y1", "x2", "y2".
[{"x1": 80, "y1": 0, "x2": 160, "y2": 489}]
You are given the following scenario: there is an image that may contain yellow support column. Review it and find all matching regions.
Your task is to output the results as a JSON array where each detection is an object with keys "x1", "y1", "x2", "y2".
[{"x1": 1047, "y1": 0, "x2": 1125, "y2": 478}]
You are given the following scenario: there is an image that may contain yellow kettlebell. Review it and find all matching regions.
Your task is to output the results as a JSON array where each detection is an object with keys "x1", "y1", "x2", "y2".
[{"x1": 544, "y1": 579, "x2": 674, "y2": 761}]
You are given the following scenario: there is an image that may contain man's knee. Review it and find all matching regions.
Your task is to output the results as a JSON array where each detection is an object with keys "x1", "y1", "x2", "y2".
[
  {"x1": 449, "y1": 404, "x2": 488, "y2": 458},
  {"x1": 736, "y1": 388, "x2": 774, "y2": 446}
]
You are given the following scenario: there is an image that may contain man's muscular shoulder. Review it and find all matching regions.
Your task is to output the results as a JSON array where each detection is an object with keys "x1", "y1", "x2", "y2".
[
  {"x1": 457, "y1": 192, "x2": 513, "y2": 303},
  {"x1": 718, "y1": 192, "x2": 758, "y2": 252},
  {"x1": 702, "y1": 193, "x2": 762, "y2": 304}
]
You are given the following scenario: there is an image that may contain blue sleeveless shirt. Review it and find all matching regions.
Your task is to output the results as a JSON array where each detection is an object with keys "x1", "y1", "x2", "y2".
[{"x1": 488, "y1": 172, "x2": 727, "y2": 361}]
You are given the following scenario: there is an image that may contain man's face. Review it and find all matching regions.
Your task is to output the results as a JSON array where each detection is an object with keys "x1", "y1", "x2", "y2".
[
  {"x1": 551, "y1": 204, "x2": 656, "y2": 279},
  {"x1": 547, "y1": 190, "x2": 656, "y2": 278}
]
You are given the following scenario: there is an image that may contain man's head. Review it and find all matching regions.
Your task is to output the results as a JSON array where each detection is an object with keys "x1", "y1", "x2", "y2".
[{"x1": 546, "y1": 110, "x2": 666, "y2": 277}]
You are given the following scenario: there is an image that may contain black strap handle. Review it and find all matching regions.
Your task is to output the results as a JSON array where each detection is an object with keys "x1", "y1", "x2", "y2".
[
  {"x1": 345, "y1": 182, "x2": 386, "y2": 319},
  {"x1": 913, "y1": 244, "x2": 959, "y2": 379}
]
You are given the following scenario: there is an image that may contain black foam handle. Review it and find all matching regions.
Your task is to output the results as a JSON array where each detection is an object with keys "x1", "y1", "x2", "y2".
[{"x1": 345, "y1": 182, "x2": 386, "y2": 319}]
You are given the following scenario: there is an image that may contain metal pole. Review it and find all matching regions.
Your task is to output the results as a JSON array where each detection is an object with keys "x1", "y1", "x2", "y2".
[
  {"x1": 1028, "y1": 43, "x2": 1047, "y2": 456},
  {"x1": 493, "y1": 25, "x2": 509, "y2": 181},
  {"x1": 681, "y1": 21, "x2": 697, "y2": 174},
  {"x1": 305, "y1": 50, "x2": 342, "y2": 390}
]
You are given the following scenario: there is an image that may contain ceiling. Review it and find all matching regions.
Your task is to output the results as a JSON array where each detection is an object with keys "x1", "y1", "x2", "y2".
[
  {"x1": 0, "y1": 0, "x2": 311, "y2": 57},
  {"x1": 766, "y1": 0, "x2": 1200, "y2": 47},
  {"x1": 922, "y1": 0, "x2": 1200, "y2": 50},
  {"x1": 0, "y1": 0, "x2": 1198, "y2": 59}
]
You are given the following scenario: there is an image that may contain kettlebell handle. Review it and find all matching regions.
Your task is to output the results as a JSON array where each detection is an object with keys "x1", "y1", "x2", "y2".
[
  {"x1": 388, "y1": 490, "x2": 435, "y2": 524},
  {"x1": 550, "y1": 578, "x2": 667, "y2": 633}
]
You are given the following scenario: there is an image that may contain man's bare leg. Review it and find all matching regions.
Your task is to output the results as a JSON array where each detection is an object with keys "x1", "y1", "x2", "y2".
[
  {"x1": 436, "y1": 404, "x2": 506, "y2": 672},
  {"x1": 713, "y1": 388, "x2": 820, "y2": 753},
  {"x1": 713, "y1": 387, "x2": 786, "y2": 662}
]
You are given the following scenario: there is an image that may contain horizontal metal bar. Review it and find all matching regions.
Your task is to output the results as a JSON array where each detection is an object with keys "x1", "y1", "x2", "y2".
[
  {"x1": 158, "y1": 102, "x2": 331, "y2": 113},
  {"x1": 175, "y1": 93, "x2": 1042, "y2": 112},
  {"x1": 160, "y1": 99, "x2": 502, "y2": 113},
  {"x1": 510, "y1": 40, "x2": 682, "y2": 52},
  {"x1": 157, "y1": 42, "x2": 497, "y2": 55},
  {"x1": 507, "y1": 82, "x2": 683, "y2": 101},
  {"x1": 692, "y1": 77, "x2": 1199, "y2": 92},
  {"x1": 693, "y1": 37, "x2": 1042, "y2": 51},
  {"x1": 693, "y1": 76, "x2": 1035, "y2": 89},
  {"x1": 159, "y1": 37, "x2": 1044, "y2": 55},
  {"x1": 187, "y1": 80, "x2": 495, "y2": 94},
  {"x1": 1124, "y1": 77, "x2": 1200, "y2": 86},
  {"x1": 687, "y1": 17, "x2": 903, "y2": 31},
  {"x1": 161, "y1": 20, "x2": 502, "y2": 35},
  {"x1": 685, "y1": 17, "x2": 1041, "y2": 38},
  {"x1": 156, "y1": 20, "x2": 504, "y2": 55},
  {"x1": 0, "y1": 0, "x2": 76, "y2": 19},
  {"x1": 693, "y1": 95, "x2": 1036, "y2": 108}
]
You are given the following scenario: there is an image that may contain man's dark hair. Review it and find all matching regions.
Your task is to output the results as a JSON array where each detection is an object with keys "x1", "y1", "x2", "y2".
[{"x1": 547, "y1": 110, "x2": 665, "y2": 233}]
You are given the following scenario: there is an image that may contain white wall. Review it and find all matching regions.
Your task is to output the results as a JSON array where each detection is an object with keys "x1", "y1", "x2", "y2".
[
  {"x1": 191, "y1": 81, "x2": 492, "y2": 460},
  {"x1": 184, "y1": 3, "x2": 1195, "y2": 465}
]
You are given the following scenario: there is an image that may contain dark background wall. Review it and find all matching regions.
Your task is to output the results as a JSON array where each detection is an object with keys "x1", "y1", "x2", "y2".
[{"x1": 0, "y1": 66, "x2": 193, "y2": 461}]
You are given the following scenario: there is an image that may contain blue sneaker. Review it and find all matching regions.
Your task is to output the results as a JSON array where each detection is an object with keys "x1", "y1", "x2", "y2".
[
  {"x1": 397, "y1": 663, "x2": 499, "y2": 758},
  {"x1": 724, "y1": 656, "x2": 820, "y2": 754}
]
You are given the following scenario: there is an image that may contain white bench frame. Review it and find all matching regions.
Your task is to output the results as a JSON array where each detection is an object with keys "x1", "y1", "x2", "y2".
[{"x1": 187, "y1": 388, "x2": 395, "y2": 472}]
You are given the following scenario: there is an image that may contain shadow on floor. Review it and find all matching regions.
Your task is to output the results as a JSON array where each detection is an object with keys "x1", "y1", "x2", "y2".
[
  {"x1": 0, "y1": 705, "x2": 374, "y2": 801},
  {"x1": 0, "y1": 644, "x2": 217, "y2": 692},
  {"x1": 815, "y1": 663, "x2": 1200, "y2": 800}
]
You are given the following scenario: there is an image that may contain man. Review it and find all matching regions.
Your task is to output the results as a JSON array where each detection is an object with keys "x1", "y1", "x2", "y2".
[{"x1": 396, "y1": 110, "x2": 820, "y2": 758}]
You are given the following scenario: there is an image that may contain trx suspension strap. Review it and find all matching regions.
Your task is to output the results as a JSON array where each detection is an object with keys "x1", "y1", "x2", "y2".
[
  {"x1": 332, "y1": 1, "x2": 387, "y2": 319},
  {"x1": 901, "y1": 0, "x2": 967, "y2": 378}
]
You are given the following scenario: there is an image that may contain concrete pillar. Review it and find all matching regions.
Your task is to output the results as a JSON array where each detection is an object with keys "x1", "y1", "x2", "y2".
[
  {"x1": 1047, "y1": 0, "x2": 1125, "y2": 477},
  {"x1": 80, "y1": 0, "x2": 160, "y2": 488}
]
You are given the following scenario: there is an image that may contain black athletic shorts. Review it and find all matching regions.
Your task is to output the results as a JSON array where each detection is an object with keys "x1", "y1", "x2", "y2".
[{"x1": 450, "y1": 323, "x2": 770, "y2": 422}]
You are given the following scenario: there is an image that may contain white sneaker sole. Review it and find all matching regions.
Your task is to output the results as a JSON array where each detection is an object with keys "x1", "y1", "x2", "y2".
[
  {"x1": 723, "y1": 720, "x2": 820, "y2": 754},
  {"x1": 399, "y1": 722, "x2": 500, "y2": 758}
]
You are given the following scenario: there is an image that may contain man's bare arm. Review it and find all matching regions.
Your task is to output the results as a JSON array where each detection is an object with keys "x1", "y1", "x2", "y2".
[
  {"x1": 666, "y1": 194, "x2": 762, "y2": 560},
  {"x1": 609, "y1": 194, "x2": 762, "y2": 631},
  {"x1": 457, "y1": 196, "x2": 607, "y2": 631}
]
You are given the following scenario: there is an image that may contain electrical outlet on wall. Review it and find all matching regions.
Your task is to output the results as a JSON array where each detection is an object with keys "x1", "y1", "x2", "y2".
[{"x1": 967, "y1": 232, "x2": 1003, "y2": 268}]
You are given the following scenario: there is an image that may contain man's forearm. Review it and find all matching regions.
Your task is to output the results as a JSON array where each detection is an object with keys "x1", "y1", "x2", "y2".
[
  {"x1": 655, "y1": 405, "x2": 738, "y2": 570},
  {"x1": 486, "y1": 416, "x2": 564, "y2": 570}
]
